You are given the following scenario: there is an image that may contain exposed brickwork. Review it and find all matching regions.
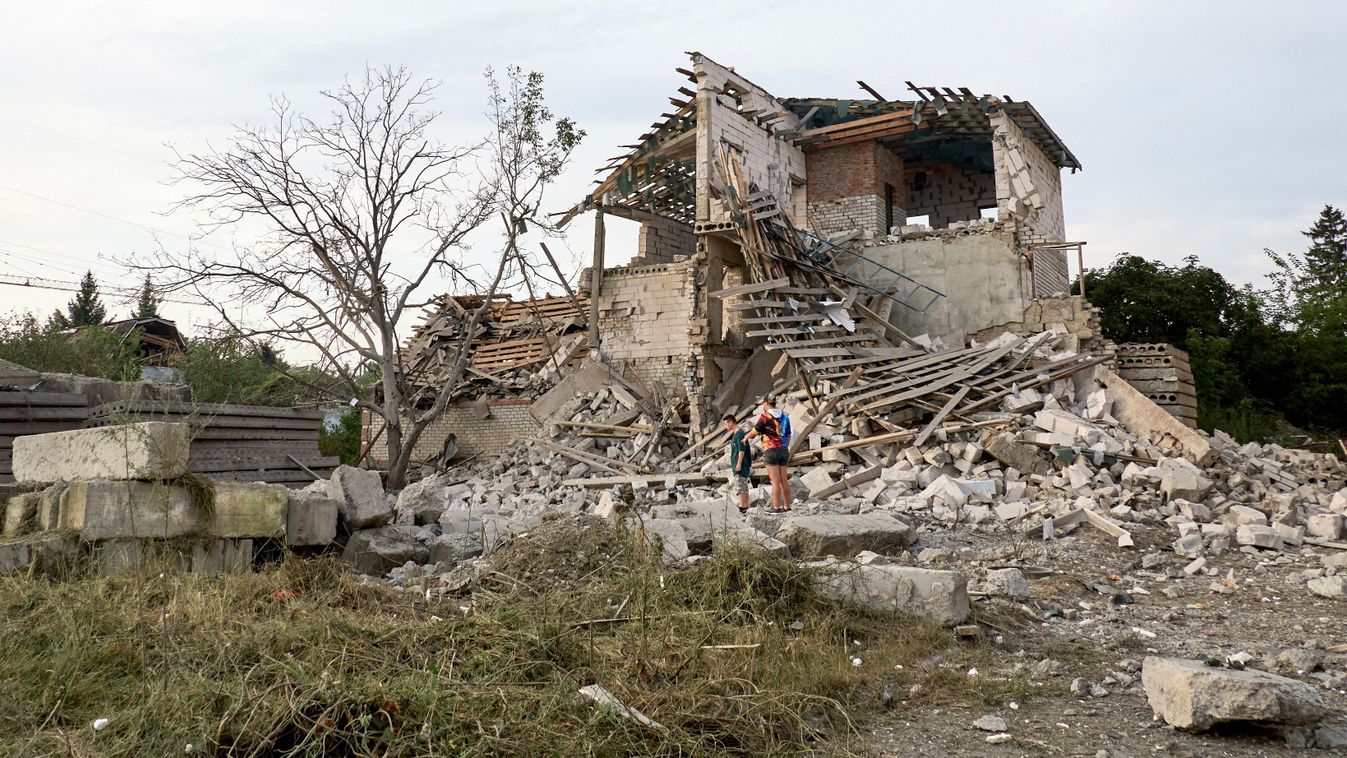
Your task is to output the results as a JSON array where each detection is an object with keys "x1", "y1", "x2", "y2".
[
  {"x1": 363, "y1": 400, "x2": 537, "y2": 467},
  {"x1": 992, "y1": 111, "x2": 1065, "y2": 243},
  {"x1": 971, "y1": 295, "x2": 1103, "y2": 351},
  {"x1": 594, "y1": 260, "x2": 695, "y2": 396},
  {"x1": 906, "y1": 164, "x2": 996, "y2": 228},
  {"x1": 634, "y1": 216, "x2": 696, "y2": 264},
  {"x1": 693, "y1": 55, "x2": 807, "y2": 227},
  {"x1": 806, "y1": 142, "x2": 905, "y2": 236}
]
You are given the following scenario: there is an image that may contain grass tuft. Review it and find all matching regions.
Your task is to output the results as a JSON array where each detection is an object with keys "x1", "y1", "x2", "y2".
[{"x1": 0, "y1": 523, "x2": 1027, "y2": 756}]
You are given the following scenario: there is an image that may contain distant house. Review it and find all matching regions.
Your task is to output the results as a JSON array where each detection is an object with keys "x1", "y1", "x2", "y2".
[{"x1": 105, "y1": 316, "x2": 187, "y2": 367}]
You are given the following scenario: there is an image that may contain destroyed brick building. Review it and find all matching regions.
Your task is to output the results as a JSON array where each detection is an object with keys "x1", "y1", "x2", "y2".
[{"x1": 376, "y1": 53, "x2": 1144, "y2": 464}]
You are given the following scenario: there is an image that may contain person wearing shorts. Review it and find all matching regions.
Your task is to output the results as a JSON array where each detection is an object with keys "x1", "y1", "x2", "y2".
[
  {"x1": 749, "y1": 397, "x2": 792, "y2": 512},
  {"x1": 724, "y1": 414, "x2": 751, "y2": 512}
]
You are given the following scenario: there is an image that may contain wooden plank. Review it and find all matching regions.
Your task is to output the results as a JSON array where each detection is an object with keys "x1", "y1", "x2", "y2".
[
  {"x1": 793, "y1": 109, "x2": 916, "y2": 141},
  {"x1": 740, "y1": 313, "x2": 831, "y2": 325},
  {"x1": 811, "y1": 466, "x2": 882, "y2": 500},
  {"x1": 709, "y1": 277, "x2": 790, "y2": 299},
  {"x1": 745, "y1": 325, "x2": 847, "y2": 338},
  {"x1": 534, "y1": 438, "x2": 636, "y2": 475},
  {"x1": 727, "y1": 299, "x2": 787, "y2": 312},
  {"x1": 553, "y1": 420, "x2": 655, "y2": 434},
  {"x1": 767, "y1": 334, "x2": 876, "y2": 351},
  {"x1": 912, "y1": 385, "x2": 970, "y2": 447},
  {"x1": 788, "y1": 367, "x2": 862, "y2": 455},
  {"x1": 784, "y1": 348, "x2": 851, "y2": 358}
]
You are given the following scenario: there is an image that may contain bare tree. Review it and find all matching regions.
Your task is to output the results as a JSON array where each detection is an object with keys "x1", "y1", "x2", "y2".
[{"x1": 155, "y1": 65, "x2": 581, "y2": 488}]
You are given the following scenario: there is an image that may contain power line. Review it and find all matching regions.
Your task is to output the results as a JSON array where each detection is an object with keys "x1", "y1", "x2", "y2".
[
  {"x1": 0, "y1": 183, "x2": 233, "y2": 252},
  {"x1": 0, "y1": 272, "x2": 209, "y2": 306},
  {"x1": 0, "y1": 113, "x2": 165, "y2": 165}
]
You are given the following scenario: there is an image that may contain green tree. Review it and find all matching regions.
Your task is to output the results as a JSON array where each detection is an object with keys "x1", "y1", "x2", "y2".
[
  {"x1": 134, "y1": 273, "x2": 160, "y2": 319},
  {"x1": 1268, "y1": 205, "x2": 1347, "y2": 332},
  {"x1": 51, "y1": 270, "x2": 108, "y2": 328},
  {"x1": 1078, "y1": 254, "x2": 1249, "y2": 349}
]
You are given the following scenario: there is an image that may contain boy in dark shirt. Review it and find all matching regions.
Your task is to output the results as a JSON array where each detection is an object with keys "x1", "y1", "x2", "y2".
[{"x1": 724, "y1": 414, "x2": 751, "y2": 512}]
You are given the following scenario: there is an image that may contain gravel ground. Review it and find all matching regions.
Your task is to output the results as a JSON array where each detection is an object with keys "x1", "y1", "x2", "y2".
[{"x1": 849, "y1": 520, "x2": 1347, "y2": 756}]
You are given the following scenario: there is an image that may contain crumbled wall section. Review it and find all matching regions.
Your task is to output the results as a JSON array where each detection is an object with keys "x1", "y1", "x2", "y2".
[
  {"x1": 806, "y1": 141, "x2": 905, "y2": 236},
  {"x1": 362, "y1": 399, "x2": 536, "y2": 467},
  {"x1": 991, "y1": 111, "x2": 1065, "y2": 244},
  {"x1": 595, "y1": 260, "x2": 695, "y2": 395},
  {"x1": 693, "y1": 54, "x2": 807, "y2": 227},
  {"x1": 906, "y1": 165, "x2": 996, "y2": 228},
  {"x1": 635, "y1": 216, "x2": 696, "y2": 264},
  {"x1": 971, "y1": 295, "x2": 1103, "y2": 351}
]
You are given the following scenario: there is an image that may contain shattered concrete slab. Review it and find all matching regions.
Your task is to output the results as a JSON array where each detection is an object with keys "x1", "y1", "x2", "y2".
[
  {"x1": 776, "y1": 513, "x2": 914, "y2": 558},
  {"x1": 812, "y1": 561, "x2": 969, "y2": 625}
]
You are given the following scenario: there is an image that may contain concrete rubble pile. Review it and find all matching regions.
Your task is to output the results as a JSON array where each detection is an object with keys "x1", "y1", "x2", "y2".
[{"x1": 325, "y1": 326, "x2": 1347, "y2": 638}]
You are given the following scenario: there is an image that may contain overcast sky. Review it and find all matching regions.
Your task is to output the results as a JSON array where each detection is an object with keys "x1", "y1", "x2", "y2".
[{"x1": 1, "y1": 1, "x2": 1343, "y2": 342}]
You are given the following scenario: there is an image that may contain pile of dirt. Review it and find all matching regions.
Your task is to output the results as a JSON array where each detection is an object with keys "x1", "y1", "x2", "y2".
[{"x1": 470, "y1": 512, "x2": 632, "y2": 591}]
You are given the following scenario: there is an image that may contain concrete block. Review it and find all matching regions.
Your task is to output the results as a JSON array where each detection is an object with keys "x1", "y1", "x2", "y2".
[
  {"x1": 641, "y1": 519, "x2": 689, "y2": 565},
  {"x1": 285, "y1": 489, "x2": 339, "y2": 546},
  {"x1": 342, "y1": 525, "x2": 429, "y2": 575},
  {"x1": 327, "y1": 465, "x2": 390, "y2": 529},
  {"x1": 713, "y1": 527, "x2": 789, "y2": 557},
  {"x1": 1235, "y1": 525, "x2": 1282, "y2": 550},
  {"x1": 1081, "y1": 368, "x2": 1213, "y2": 466},
  {"x1": 61, "y1": 480, "x2": 204, "y2": 541},
  {"x1": 0, "y1": 532, "x2": 81, "y2": 575},
  {"x1": 1306, "y1": 513, "x2": 1344, "y2": 540},
  {"x1": 12, "y1": 422, "x2": 190, "y2": 483},
  {"x1": 1142, "y1": 656, "x2": 1325, "y2": 731},
  {"x1": 3, "y1": 491, "x2": 42, "y2": 538},
  {"x1": 776, "y1": 513, "x2": 914, "y2": 559},
  {"x1": 93, "y1": 537, "x2": 253, "y2": 576},
  {"x1": 211, "y1": 483, "x2": 286, "y2": 538},
  {"x1": 813, "y1": 562, "x2": 970, "y2": 625},
  {"x1": 986, "y1": 432, "x2": 1051, "y2": 476}
]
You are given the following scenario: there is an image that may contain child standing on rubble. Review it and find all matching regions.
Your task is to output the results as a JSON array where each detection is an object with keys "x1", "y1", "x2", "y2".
[
  {"x1": 748, "y1": 397, "x2": 792, "y2": 513},
  {"x1": 724, "y1": 414, "x2": 752, "y2": 513}
]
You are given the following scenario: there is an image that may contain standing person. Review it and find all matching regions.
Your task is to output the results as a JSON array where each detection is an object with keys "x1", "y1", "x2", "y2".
[
  {"x1": 724, "y1": 414, "x2": 752, "y2": 513},
  {"x1": 749, "y1": 397, "x2": 792, "y2": 513}
]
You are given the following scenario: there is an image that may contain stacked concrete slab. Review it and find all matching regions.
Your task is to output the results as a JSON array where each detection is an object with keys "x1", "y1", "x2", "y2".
[
  {"x1": 86, "y1": 400, "x2": 338, "y2": 484},
  {"x1": 0, "y1": 422, "x2": 340, "y2": 576},
  {"x1": 1115, "y1": 343, "x2": 1198, "y2": 428},
  {"x1": 0, "y1": 391, "x2": 91, "y2": 483}
]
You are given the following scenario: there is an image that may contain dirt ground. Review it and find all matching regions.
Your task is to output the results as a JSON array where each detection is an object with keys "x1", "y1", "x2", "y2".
[{"x1": 846, "y1": 519, "x2": 1347, "y2": 756}]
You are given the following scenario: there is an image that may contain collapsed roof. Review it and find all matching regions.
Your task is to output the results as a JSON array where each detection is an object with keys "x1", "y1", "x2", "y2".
[{"x1": 558, "y1": 54, "x2": 1080, "y2": 229}]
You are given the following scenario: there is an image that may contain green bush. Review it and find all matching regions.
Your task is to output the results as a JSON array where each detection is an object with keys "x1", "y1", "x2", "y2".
[
  {"x1": 0, "y1": 314, "x2": 141, "y2": 381},
  {"x1": 320, "y1": 407, "x2": 364, "y2": 464}
]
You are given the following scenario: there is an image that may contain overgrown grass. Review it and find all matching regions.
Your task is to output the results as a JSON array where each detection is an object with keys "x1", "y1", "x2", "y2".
[{"x1": 0, "y1": 530, "x2": 1029, "y2": 756}]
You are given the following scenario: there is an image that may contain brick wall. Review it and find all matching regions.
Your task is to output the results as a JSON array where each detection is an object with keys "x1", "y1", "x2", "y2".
[
  {"x1": 992, "y1": 111, "x2": 1065, "y2": 243},
  {"x1": 594, "y1": 260, "x2": 695, "y2": 396},
  {"x1": 634, "y1": 216, "x2": 696, "y2": 264},
  {"x1": 693, "y1": 54, "x2": 808, "y2": 228},
  {"x1": 363, "y1": 399, "x2": 536, "y2": 467},
  {"x1": 806, "y1": 141, "x2": 905, "y2": 236},
  {"x1": 906, "y1": 164, "x2": 996, "y2": 228}
]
